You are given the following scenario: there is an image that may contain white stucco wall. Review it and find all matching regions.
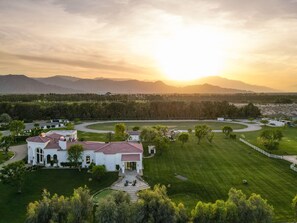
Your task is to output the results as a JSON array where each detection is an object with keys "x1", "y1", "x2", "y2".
[{"x1": 27, "y1": 141, "x2": 143, "y2": 172}]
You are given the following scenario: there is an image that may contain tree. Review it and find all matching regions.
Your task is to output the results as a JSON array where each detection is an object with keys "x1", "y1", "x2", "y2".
[
  {"x1": 136, "y1": 185, "x2": 188, "y2": 223},
  {"x1": 153, "y1": 135, "x2": 169, "y2": 154},
  {"x1": 0, "y1": 113, "x2": 12, "y2": 124},
  {"x1": 260, "y1": 120, "x2": 269, "y2": 126},
  {"x1": 9, "y1": 120, "x2": 25, "y2": 136},
  {"x1": 188, "y1": 128, "x2": 192, "y2": 134},
  {"x1": 26, "y1": 186, "x2": 93, "y2": 223},
  {"x1": 192, "y1": 188, "x2": 273, "y2": 223},
  {"x1": 178, "y1": 132, "x2": 189, "y2": 147},
  {"x1": 106, "y1": 131, "x2": 112, "y2": 142},
  {"x1": 132, "y1": 126, "x2": 140, "y2": 131},
  {"x1": 140, "y1": 127, "x2": 160, "y2": 143},
  {"x1": 67, "y1": 144, "x2": 83, "y2": 169},
  {"x1": 206, "y1": 131, "x2": 215, "y2": 143},
  {"x1": 95, "y1": 191, "x2": 132, "y2": 223},
  {"x1": 222, "y1": 126, "x2": 233, "y2": 138},
  {"x1": 114, "y1": 123, "x2": 127, "y2": 140},
  {"x1": 195, "y1": 125, "x2": 212, "y2": 144},
  {"x1": 91, "y1": 165, "x2": 106, "y2": 180},
  {"x1": 153, "y1": 125, "x2": 168, "y2": 137},
  {"x1": 0, "y1": 160, "x2": 27, "y2": 193},
  {"x1": 258, "y1": 129, "x2": 283, "y2": 150},
  {"x1": 0, "y1": 135, "x2": 13, "y2": 155},
  {"x1": 65, "y1": 122, "x2": 75, "y2": 130}
]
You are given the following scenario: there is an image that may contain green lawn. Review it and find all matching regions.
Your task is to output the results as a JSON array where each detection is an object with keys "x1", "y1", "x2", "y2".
[
  {"x1": 78, "y1": 131, "x2": 121, "y2": 142},
  {"x1": 87, "y1": 121, "x2": 246, "y2": 131},
  {"x1": 93, "y1": 189, "x2": 115, "y2": 203},
  {"x1": 0, "y1": 151, "x2": 14, "y2": 164},
  {"x1": 143, "y1": 133, "x2": 297, "y2": 222},
  {"x1": 0, "y1": 169, "x2": 118, "y2": 223},
  {"x1": 242, "y1": 126, "x2": 297, "y2": 155}
]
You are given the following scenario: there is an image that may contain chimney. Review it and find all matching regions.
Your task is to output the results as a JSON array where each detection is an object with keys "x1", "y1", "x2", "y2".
[
  {"x1": 40, "y1": 132, "x2": 46, "y2": 137},
  {"x1": 59, "y1": 136, "x2": 67, "y2": 150}
]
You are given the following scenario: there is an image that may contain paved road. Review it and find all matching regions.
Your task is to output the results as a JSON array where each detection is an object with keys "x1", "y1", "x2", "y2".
[
  {"x1": 0, "y1": 144, "x2": 27, "y2": 168},
  {"x1": 75, "y1": 120, "x2": 262, "y2": 133}
]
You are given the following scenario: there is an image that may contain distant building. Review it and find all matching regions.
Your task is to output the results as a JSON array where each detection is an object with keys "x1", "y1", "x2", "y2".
[{"x1": 127, "y1": 131, "x2": 140, "y2": 142}]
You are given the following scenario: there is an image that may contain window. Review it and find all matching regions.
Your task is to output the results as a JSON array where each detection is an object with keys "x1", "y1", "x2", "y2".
[
  {"x1": 36, "y1": 148, "x2": 44, "y2": 164},
  {"x1": 86, "y1": 155, "x2": 91, "y2": 164},
  {"x1": 53, "y1": 154, "x2": 58, "y2": 163},
  {"x1": 46, "y1": 154, "x2": 51, "y2": 164}
]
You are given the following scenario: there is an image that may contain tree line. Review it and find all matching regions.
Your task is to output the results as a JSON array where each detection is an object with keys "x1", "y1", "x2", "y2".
[
  {"x1": 0, "y1": 101, "x2": 261, "y2": 121},
  {"x1": 1, "y1": 93, "x2": 297, "y2": 103},
  {"x1": 24, "y1": 184, "x2": 278, "y2": 223}
]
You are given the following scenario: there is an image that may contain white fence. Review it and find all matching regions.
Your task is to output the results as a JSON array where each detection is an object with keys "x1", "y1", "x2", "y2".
[
  {"x1": 239, "y1": 138, "x2": 297, "y2": 173},
  {"x1": 239, "y1": 138, "x2": 284, "y2": 160},
  {"x1": 290, "y1": 163, "x2": 297, "y2": 172}
]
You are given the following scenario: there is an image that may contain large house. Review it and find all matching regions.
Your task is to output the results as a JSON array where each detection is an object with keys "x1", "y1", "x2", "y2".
[{"x1": 26, "y1": 130, "x2": 143, "y2": 174}]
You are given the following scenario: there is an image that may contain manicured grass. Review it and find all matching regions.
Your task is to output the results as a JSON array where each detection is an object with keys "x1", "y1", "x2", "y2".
[
  {"x1": 242, "y1": 126, "x2": 297, "y2": 155},
  {"x1": 0, "y1": 151, "x2": 14, "y2": 164},
  {"x1": 143, "y1": 133, "x2": 297, "y2": 222},
  {"x1": 0, "y1": 169, "x2": 118, "y2": 223},
  {"x1": 78, "y1": 131, "x2": 121, "y2": 142},
  {"x1": 87, "y1": 121, "x2": 246, "y2": 131},
  {"x1": 93, "y1": 189, "x2": 115, "y2": 203}
]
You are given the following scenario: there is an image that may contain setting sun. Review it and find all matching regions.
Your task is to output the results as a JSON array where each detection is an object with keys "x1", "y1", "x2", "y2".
[{"x1": 154, "y1": 27, "x2": 228, "y2": 81}]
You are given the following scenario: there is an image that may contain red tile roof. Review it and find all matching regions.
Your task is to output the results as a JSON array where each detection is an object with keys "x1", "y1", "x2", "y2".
[
  {"x1": 47, "y1": 133, "x2": 63, "y2": 140},
  {"x1": 121, "y1": 154, "x2": 140, "y2": 161},
  {"x1": 44, "y1": 141, "x2": 60, "y2": 149},
  {"x1": 96, "y1": 142, "x2": 143, "y2": 154},
  {"x1": 26, "y1": 136, "x2": 51, "y2": 143}
]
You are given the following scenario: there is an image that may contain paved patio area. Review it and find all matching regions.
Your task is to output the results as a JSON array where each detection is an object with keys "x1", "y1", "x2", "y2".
[{"x1": 111, "y1": 170, "x2": 150, "y2": 202}]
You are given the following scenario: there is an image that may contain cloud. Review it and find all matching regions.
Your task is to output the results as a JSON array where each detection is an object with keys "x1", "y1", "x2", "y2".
[{"x1": 0, "y1": 0, "x2": 297, "y2": 88}]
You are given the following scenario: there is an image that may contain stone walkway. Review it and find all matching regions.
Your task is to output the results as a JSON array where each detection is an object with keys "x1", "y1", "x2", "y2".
[
  {"x1": 0, "y1": 144, "x2": 27, "y2": 168},
  {"x1": 111, "y1": 171, "x2": 150, "y2": 202}
]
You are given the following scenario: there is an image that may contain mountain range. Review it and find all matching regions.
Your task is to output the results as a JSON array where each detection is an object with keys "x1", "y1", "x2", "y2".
[{"x1": 0, "y1": 74, "x2": 279, "y2": 94}]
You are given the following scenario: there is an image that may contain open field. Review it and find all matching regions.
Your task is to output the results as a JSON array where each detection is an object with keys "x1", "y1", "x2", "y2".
[
  {"x1": 87, "y1": 121, "x2": 246, "y2": 131},
  {"x1": 242, "y1": 126, "x2": 297, "y2": 155},
  {"x1": 143, "y1": 133, "x2": 297, "y2": 222},
  {"x1": 0, "y1": 169, "x2": 118, "y2": 223}
]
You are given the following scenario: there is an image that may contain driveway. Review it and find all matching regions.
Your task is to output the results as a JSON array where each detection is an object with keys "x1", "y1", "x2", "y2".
[
  {"x1": 0, "y1": 144, "x2": 27, "y2": 168},
  {"x1": 75, "y1": 120, "x2": 262, "y2": 133}
]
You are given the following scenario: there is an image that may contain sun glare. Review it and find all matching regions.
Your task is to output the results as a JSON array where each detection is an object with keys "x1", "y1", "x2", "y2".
[{"x1": 154, "y1": 27, "x2": 229, "y2": 81}]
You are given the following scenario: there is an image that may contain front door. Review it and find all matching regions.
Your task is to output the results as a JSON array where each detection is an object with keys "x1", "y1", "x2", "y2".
[{"x1": 125, "y1": 162, "x2": 136, "y2": 170}]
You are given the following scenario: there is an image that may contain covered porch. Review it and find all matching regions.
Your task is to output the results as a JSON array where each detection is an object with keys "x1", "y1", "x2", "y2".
[{"x1": 121, "y1": 154, "x2": 142, "y2": 174}]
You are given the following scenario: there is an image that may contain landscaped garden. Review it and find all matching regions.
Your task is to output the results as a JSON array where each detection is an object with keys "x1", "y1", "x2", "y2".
[
  {"x1": 0, "y1": 169, "x2": 118, "y2": 223},
  {"x1": 143, "y1": 133, "x2": 297, "y2": 222},
  {"x1": 242, "y1": 126, "x2": 297, "y2": 155},
  {"x1": 87, "y1": 121, "x2": 246, "y2": 131}
]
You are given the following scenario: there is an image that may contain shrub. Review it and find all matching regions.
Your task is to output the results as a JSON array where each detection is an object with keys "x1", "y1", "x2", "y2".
[
  {"x1": 60, "y1": 162, "x2": 82, "y2": 167},
  {"x1": 91, "y1": 165, "x2": 106, "y2": 180}
]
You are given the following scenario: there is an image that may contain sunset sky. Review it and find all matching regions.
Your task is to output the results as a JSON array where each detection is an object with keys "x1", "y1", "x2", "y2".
[{"x1": 0, "y1": 0, "x2": 297, "y2": 90}]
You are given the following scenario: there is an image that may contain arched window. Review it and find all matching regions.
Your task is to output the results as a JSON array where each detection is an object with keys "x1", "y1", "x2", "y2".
[
  {"x1": 53, "y1": 154, "x2": 58, "y2": 163},
  {"x1": 36, "y1": 148, "x2": 44, "y2": 164},
  {"x1": 86, "y1": 155, "x2": 91, "y2": 164},
  {"x1": 46, "y1": 154, "x2": 51, "y2": 164}
]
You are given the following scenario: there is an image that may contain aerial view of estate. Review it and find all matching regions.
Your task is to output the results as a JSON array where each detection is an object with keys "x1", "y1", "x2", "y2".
[{"x1": 1, "y1": 0, "x2": 297, "y2": 223}]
